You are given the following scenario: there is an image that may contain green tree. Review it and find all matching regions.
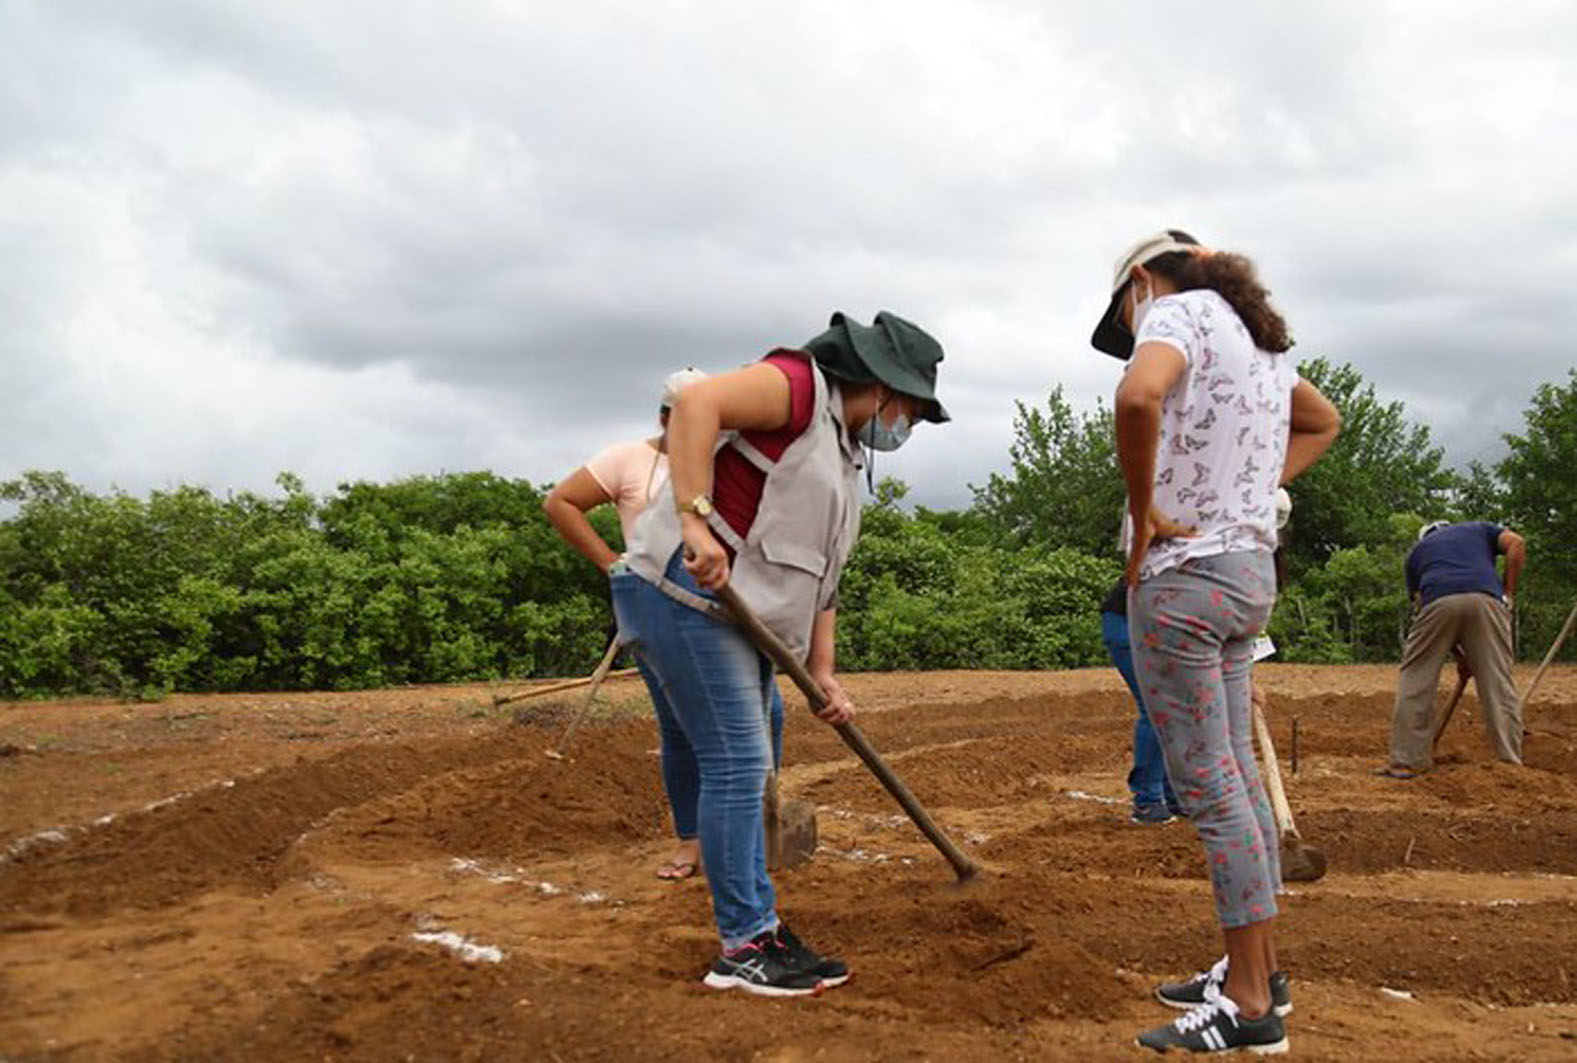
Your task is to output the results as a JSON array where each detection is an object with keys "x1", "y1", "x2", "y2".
[
  {"x1": 1283, "y1": 359, "x2": 1460, "y2": 578},
  {"x1": 839, "y1": 480, "x2": 1118, "y2": 671},
  {"x1": 1492, "y1": 369, "x2": 1577, "y2": 658},
  {"x1": 969, "y1": 388, "x2": 1124, "y2": 557}
]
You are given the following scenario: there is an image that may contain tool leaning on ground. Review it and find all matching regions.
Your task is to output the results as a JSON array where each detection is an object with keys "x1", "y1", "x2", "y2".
[
  {"x1": 493, "y1": 655, "x2": 638, "y2": 710},
  {"x1": 542, "y1": 635, "x2": 623, "y2": 760},
  {"x1": 1430, "y1": 665, "x2": 1471, "y2": 751},
  {"x1": 713, "y1": 582, "x2": 981, "y2": 883},
  {"x1": 1250, "y1": 694, "x2": 1328, "y2": 883}
]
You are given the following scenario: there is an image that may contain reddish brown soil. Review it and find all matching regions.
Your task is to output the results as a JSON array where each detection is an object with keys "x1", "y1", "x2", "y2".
[{"x1": 3, "y1": 665, "x2": 1576, "y2": 1061}]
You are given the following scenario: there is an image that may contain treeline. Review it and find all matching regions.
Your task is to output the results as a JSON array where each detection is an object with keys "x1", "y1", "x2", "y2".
[
  {"x1": 0, "y1": 472, "x2": 615, "y2": 698},
  {"x1": 2, "y1": 362, "x2": 1572, "y2": 699}
]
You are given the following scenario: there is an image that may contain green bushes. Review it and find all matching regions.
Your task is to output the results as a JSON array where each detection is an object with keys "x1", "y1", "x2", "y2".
[
  {"x1": 837, "y1": 483, "x2": 1117, "y2": 671},
  {"x1": 0, "y1": 471, "x2": 615, "y2": 698},
  {"x1": 1, "y1": 365, "x2": 1571, "y2": 698}
]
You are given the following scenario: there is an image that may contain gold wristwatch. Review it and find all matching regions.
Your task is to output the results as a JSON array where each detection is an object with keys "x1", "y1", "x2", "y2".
[{"x1": 677, "y1": 493, "x2": 714, "y2": 518}]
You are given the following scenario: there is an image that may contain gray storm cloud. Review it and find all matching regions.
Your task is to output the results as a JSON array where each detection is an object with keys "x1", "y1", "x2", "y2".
[{"x1": 2, "y1": 1, "x2": 1574, "y2": 507}]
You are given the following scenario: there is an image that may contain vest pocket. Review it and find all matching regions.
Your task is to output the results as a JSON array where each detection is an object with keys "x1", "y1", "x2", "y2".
[{"x1": 759, "y1": 538, "x2": 829, "y2": 579}]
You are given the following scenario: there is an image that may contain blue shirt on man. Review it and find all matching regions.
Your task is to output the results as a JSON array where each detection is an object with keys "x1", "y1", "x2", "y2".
[{"x1": 1405, "y1": 521, "x2": 1506, "y2": 607}]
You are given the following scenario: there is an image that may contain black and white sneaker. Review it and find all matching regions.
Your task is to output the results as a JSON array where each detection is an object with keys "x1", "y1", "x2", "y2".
[
  {"x1": 702, "y1": 930, "x2": 823, "y2": 997},
  {"x1": 1156, "y1": 956, "x2": 1292, "y2": 1017},
  {"x1": 775, "y1": 924, "x2": 850, "y2": 988},
  {"x1": 1137, "y1": 990, "x2": 1289, "y2": 1054}
]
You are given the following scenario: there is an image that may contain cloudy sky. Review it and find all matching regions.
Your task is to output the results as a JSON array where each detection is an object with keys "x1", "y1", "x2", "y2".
[{"x1": 3, "y1": 0, "x2": 1574, "y2": 510}]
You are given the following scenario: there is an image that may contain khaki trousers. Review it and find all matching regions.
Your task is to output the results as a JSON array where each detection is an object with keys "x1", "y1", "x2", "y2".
[{"x1": 1390, "y1": 592, "x2": 1522, "y2": 770}]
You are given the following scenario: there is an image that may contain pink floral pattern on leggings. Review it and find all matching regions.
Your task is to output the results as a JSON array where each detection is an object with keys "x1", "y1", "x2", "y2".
[{"x1": 1129, "y1": 551, "x2": 1279, "y2": 928}]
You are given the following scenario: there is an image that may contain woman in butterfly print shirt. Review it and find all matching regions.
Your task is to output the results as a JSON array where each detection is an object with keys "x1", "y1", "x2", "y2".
[{"x1": 1096, "y1": 232, "x2": 1340, "y2": 1052}]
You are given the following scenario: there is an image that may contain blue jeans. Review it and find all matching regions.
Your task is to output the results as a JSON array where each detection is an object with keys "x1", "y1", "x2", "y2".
[
  {"x1": 610, "y1": 552, "x2": 780, "y2": 950},
  {"x1": 1101, "y1": 610, "x2": 1178, "y2": 811},
  {"x1": 649, "y1": 670, "x2": 784, "y2": 839}
]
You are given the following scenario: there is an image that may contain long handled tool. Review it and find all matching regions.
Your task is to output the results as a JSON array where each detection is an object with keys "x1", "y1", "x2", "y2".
[
  {"x1": 714, "y1": 583, "x2": 979, "y2": 883},
  {"x1": 1250, "y1": 697, "x2": 1327, "y2": 883},
  {"x1": 494, "y1": 660, "x2": 637, "y2": 709},
  {"x1": 1521, "y1": 597, "x2": 1577, "y2": 708},
  {"x1": 542, "y1": 637, "x2": 622, "y2": 760},
  {"x1": 1431, "y1": 671, "x2": 1470, "y2": 751}
]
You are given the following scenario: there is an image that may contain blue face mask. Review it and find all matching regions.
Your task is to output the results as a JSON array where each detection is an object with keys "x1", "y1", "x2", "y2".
[{"x1": 857, "y1": 405, "x2": 912, "y2": 452}]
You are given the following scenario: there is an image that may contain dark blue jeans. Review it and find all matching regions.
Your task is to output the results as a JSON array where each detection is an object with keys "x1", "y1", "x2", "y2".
[
  {"x1": 611, "y1": 552, "x2": 780, "y2": 950},
  {"x1": 1101, "y1": 610, "x2": 1178, "y2": 811}
]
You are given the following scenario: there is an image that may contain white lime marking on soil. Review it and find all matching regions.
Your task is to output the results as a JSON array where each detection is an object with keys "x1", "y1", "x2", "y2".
[
  {"x1": 449, "y1": 857, "x2": 521, "y2": 884},
  {"x1": 1, "y1": 828, "x2": 70, "y2": 863},
  {"x1": 1380, "y1": 987, "x2": 1417, "y2": 1001},
  {"x1": 819, "y1": 847, "x2": 893, "y2": 863},
  {"x1": 536, "y1": 881, "x2": 563, "y2": 896},
  {"x1": 2, "y1": 773, "x2": 258, "y2": 865},
  {"x1": 576, "y1": 891, "x2": 606, "y2": 904},
  {"x1": 411, "y1": 931, "x2": 504, "y2": 964},
  {"x1": 820, "y1": 808, "x2": 910, "y2": 831},
  {"x1": 1065, "y1": 790, "x2": 1122, "y2": 805}
]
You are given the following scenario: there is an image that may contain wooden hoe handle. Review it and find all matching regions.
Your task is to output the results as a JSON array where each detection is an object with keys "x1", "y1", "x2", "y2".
[
  {"x1": 713, "y1": 583, "x2": 980, "y2": 882},
  {"x1": 1251, "y1": 700, "x2": 1299, "y2": 838}
]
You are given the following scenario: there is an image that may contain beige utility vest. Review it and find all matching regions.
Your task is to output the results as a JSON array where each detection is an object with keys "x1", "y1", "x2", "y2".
[{"x1": 623, "y1": 354, "x2": 863, "y2": 660}]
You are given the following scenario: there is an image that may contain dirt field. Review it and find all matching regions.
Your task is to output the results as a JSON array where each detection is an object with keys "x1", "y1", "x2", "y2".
[{"x1": 3, "y1": 664, "x2": 1576, "y2": 1061}]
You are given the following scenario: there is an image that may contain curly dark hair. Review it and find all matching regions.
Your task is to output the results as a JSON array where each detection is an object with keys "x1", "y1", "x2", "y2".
[{"x1": 1145, "y1": 249, "x2": 1294, "y2": 353}]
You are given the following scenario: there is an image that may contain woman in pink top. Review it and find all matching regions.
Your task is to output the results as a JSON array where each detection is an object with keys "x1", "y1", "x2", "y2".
[{"x1": 543, "y1": 368, "x2": 706, "y2": 573}]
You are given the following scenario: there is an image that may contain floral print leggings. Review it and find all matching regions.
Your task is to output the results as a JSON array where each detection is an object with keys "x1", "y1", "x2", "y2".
[{"x1": 1129, "y1": 550, "x2": 1280, "y2": 928}]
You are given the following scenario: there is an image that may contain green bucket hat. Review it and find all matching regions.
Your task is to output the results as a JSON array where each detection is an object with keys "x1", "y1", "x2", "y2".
[{"x1": 802, "y1": 311, "x2": 950, "y2": 423}]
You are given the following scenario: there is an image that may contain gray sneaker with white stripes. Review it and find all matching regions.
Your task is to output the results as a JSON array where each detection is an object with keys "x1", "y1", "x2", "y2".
[
  {"x1": 1156, "y1": 956, "x2": 1293, "y2": 1017},
  {"x1": 1136, "y1": 989, "x2": 1289, "y2": 1055}
]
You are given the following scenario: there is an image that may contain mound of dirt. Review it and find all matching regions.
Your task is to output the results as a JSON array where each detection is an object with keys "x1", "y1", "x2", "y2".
[
  {"x1": 767, "y1": 864, "x2": 1128, "y2": 1028},
  {"x1": 141, "y1": 943, "x2": 529, "y2": 1063},
  {"x1": 1302, "y1": 804, "x2": 1577, "y2": 875},
  {"x1": 292, "y1": 723, "x2": 670, "y2": 866},
  {"x1": 0, "y1": 731, "x2": 543, "y2": 916},
  {"x1": 786, "y1": 692, "x2": 1136, "y2": 765},
  {"x1": 803, "y1": 733, "x2": 1123, "y2": 813},
  {"x1": 980, "y1": 808, "x2": 1208, "y2": 881}
]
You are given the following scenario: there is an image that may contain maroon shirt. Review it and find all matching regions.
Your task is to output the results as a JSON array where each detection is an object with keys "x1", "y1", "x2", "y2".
[{"x1": 713, "y1": 351, "x2": 817, "y2": 542}]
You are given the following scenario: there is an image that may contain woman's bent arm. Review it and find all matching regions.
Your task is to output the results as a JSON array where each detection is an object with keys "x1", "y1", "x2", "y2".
[{"x1": 1280, "y1": 379, "x2": 1342, "y2": 484}]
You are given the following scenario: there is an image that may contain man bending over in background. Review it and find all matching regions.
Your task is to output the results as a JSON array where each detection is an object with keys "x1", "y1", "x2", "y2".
[{"x1": 1379, "y1": 520, "x2": 1526, "y2": 777}]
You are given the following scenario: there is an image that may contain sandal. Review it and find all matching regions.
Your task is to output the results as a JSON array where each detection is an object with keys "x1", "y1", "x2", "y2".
[
  {"x1": 655, "y1": 860, "x2": 700, "y2": 881},
  {"x1": 1372, "y1": 764, "x2": 1423, "y2": 780}
]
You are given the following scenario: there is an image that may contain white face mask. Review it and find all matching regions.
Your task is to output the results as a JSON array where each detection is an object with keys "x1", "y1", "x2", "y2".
[{"x1": 1129, "y1": 274, "x2": 1157, "y2": 335}]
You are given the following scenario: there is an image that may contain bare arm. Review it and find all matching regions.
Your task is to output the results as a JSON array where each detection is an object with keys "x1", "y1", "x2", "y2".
[
  {"x1": 668, "y1": 362, "x2": 793, "y2": 588},
  {"x1": 542, "y1": 467, "x2": 618, "y2": 573},
  {"x1": 1280, "y1": 378, "x2": 1341, "y2": 484},
  {"x1": 1114, "y1": 342, "x2": 1187, "y2": 584},
  {"x1": 1499, "y1": 529, "x2": 1525, "y2": 602},
  {"x1": 806, "y1": 607, "x2": 853, "y2": 724}
]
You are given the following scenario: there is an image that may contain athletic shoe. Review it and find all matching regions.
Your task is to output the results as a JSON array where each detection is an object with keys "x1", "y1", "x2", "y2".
[
  {"x1": 702, "y1": 930, "x2": 824, "y2": 997},
  {"x1": 1156, "y1": 956, "x2": 1293, "y2": 1017},
  {"x1": 1131, "y1": 803, "x2": 1177, "y2": 825},
  {"x1": 1136, "y1": 989, "x2": 1289, "y2": 1054},
  {"x1": 775, "y1": 924, "x2": 850, "y2": 988}
]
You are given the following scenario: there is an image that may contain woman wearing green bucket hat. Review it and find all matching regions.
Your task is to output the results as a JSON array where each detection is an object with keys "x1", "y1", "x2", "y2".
[{"x1": 612, "y1": 310, "x2": 947, "y2": 997}]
